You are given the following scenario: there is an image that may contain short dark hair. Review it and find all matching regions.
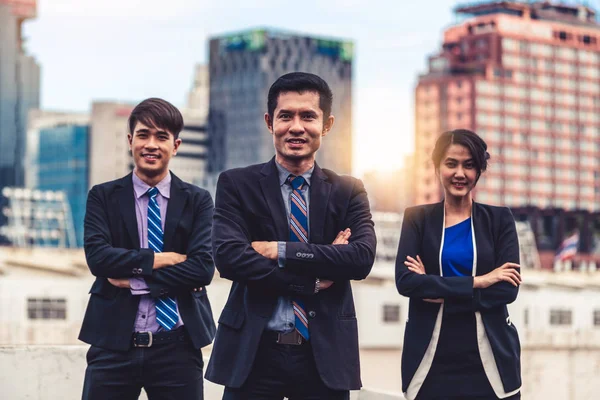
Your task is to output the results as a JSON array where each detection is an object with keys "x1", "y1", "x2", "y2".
[
  {"x1": 267, "y1": 72, "x2": 333, "y2": 120},
  {"x1": 432, "y1": 129, "x2": 490, "y2": 181},
  {"x1": 128, "y1": 98, "x2": 184, "y2": 139}
]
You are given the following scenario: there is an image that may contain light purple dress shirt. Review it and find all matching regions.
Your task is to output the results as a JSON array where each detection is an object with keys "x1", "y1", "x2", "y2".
[{"x1": 130, "y1": 171, "x2": 184, "y2": 333}]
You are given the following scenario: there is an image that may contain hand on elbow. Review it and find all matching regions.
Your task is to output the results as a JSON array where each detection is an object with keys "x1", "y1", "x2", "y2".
[
  {"x1": 474, "y1": 262, "x2": 522, "y2": 289},
  {"x1": 153, "y1": 252, "x2": 187, "y2": 269}
]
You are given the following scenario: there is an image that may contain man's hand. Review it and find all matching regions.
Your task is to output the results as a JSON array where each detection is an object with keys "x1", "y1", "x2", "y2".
[
  {"x1": 474, "y1": 263, "x2": 521, "y2": 289},
  {"x1": 332, "y1": 228, "x2": 351, "y2": 245},
  {"x1": 107, "y1": 278, "x2": 131, "y2": 289},
  {"x1": 153, "y1": 252, "x2": 187, "y2": 269},
  {"x1": 319, "y1": 279, "x2": 334, "y2": 290},
  {"x1": 251, "y1": 241, "x2": 278, "y2": 260}
]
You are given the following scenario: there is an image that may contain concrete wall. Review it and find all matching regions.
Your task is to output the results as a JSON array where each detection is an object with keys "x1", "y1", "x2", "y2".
[{"x1": 0, "y1": 346, "x2": 399, "y2": 400}]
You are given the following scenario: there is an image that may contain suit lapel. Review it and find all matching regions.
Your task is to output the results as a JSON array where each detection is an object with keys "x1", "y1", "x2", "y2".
[
  {"x1": 163, "y1": 172, "x2": 189, "y2": 251},
  {"x1": 259, "y1": 159, "x2": 289, "y2": 240},
  {"x1": 116, "y1": 173, "x2": 140, "y2": 249},
  {"x1": 309, "y1": 163, "x2": 331, "y2": 244}
]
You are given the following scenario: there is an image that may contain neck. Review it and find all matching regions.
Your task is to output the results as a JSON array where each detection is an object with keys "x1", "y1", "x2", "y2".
[
  {"x1": 444, "y1": 193, "x2": 472, "y2": 216},
  {"x1": 275, "y1": 155, "x2": 314, "y2": 176},
  {"x1": 134, "y1": 168, "x2": 168, "y2": 187}
]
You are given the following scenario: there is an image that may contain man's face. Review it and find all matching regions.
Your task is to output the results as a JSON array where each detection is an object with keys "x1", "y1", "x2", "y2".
[
  {"x1": 265, "y1": 91, "x2": 334, "y2": 165},
  {"x1": 128, "y1": 122, "x2": 181, "y2": 179}
]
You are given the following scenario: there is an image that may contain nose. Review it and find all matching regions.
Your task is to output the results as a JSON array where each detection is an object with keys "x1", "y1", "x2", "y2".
[
  {"x1": 144, "y1": 135, "x2": 159, "y2": 149},
  {"x1": 454, "y1": 165, "x2": 465, "y2": 178},
  {"x1": 289, "y1": 116, "x2": 305, "y2": 134}
]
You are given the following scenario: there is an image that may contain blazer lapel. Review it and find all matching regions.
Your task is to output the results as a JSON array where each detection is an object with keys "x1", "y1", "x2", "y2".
[
  {"x1": 259, "y1": 158, "x2": 289, "y2": 240},
  {"x1": 116, "y1": 173, "x2": 140, "y2": 249},
  {"x1": 430, "y1": 201, "x2": 444, "y2": 275},
  {"x1": 163, "y1": 172, "x2": 189, "y2": 251},
  {"x1": 309, "y1": 163, "x2": 331, "y2": 244}
]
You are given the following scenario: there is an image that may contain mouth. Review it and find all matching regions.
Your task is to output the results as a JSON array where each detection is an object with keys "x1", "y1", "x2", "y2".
[
  {"x1": 452, "y1": 181, "x2": 467, "y2": 189},
  {"x1": 142, "y1": 153, "x2": 160, "y2": 161},
  {"x1": 286, "y1": 138, "x2": 307, "y2": 145}
]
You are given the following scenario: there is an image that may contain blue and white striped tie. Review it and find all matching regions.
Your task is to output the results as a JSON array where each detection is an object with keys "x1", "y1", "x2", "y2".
[
  {"x1": 147, "y1": 187, "x2": 179, "y2": 331},
  {"x1": 288, "y1": 175, "x2": 310, "y2": 340}
]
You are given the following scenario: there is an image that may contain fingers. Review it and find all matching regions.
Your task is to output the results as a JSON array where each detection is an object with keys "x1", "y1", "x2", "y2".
[
  {"x1": 332, "y1": 228, "x2": 351, "y2": 245},
  {"x1": 416, "y1": 255, "x2": 425, "y2": 267},
  {"x1": 405, "y1": 256, "x2": 425, "y2": 274},
  {"x1": 405, "y1": 264, "x2": 425, "y2": 275},
  {"x1": 320, "y1": 280, "x2": 334, "y2": 290},
  {"x1": 500, "y1": 262, "x2": 521, "y2": 269},
  {"x1": 423, "y1": 298, "x2": 444, "y2": 304}
]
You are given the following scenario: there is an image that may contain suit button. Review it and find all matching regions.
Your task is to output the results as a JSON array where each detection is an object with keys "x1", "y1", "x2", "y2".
[
  {"x1": 308, "y1": 311, "x2": 316, "y2": 318},
  {"x1": 132, "y1": 269, "x2": 138, "y2": 274},
  {"x1": 296, "y1": 252, "x2": 302, "y2": 257},
  {"x1": 137, "y1": 268, "x2": 143, "y2": 274},
  {"x1": 193, "y1": 288, "x2": 197, "y2": 292}
]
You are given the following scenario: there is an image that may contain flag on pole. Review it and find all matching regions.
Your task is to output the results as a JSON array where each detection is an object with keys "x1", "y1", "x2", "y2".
[{"x1": 555, "y1": 232, "x2": 579, "y2": 261}]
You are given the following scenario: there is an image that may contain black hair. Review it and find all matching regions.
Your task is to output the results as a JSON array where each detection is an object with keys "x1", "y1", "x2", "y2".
[
  {"x1": 128, "y1": 98, "x2": 184, "y2": 140},
  {"x1": 267, "y1": 72, "x2": 333, "y2": 121},
  {"x1": 432, "y1": 129, "x2": 490, "y2": 181}
]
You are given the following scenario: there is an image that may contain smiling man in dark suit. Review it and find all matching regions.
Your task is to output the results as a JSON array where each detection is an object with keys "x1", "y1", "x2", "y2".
[
  {"x1": 205, "y1": 72, "x2": 377, "y2": 400},
  {"x1": 80, "y1": 98, "x2": 216, "y2": 400}
]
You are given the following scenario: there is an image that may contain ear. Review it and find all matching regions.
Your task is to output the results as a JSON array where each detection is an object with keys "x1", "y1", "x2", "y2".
[
  {"x1": 173, "y1": 138, "x2": 182, "y2": 154},
  {"x1": 127, "y1": 134, "x2": 133, "y2": 151},
  {"x1": 264, "y1": 113, "x2": 274, "y2": 134},
  {"x1": 322, "y1": 115, "x2": 335, "y2": 137}
]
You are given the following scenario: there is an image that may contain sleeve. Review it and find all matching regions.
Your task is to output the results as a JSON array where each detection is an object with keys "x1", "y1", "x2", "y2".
[
  {"x1": 212, "y1": 171, "x2": 317, "y2": 297},
  {"x1": 395, "y1": 207, "x2": 474, "y2": 300},
  {"x1": 143, "y1": 190, "x2": 217, "y2": 298},
  {"x1": 472, "y1": 207, "x2": 520, "y2": 311},
  {"x1": 130, "y1": 277, "x2": 151, "y2": 295},
  {"x1": 283, "y1": 178, "x2": 377, "y2": 281},
  {"x1": 84, "y1": 185, "x2": 154, "y2": 279}
]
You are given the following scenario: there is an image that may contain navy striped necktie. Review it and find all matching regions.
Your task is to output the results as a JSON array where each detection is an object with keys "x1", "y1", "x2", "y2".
[
  {"x1": 147, "y1": 187, "x2": 179, "y2": 331},
  {"x1": 288, "y1": 175, "x2": 310, "y2": 340}
]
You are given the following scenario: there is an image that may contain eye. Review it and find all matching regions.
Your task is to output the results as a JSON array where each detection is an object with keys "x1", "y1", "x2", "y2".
[
  {"x1": 464, "y1": 162, "x2": 474, "y2": 169},
  {"x1": 279, "y1": 113, "x2": 291, "y2": 120}
]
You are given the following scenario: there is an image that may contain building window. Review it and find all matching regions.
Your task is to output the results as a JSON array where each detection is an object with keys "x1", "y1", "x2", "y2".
[
  {"x1": 27, "y1": 298, "x2": 67, "y2": 320},
  {"x1": 550, "y1": 309, "x2": 572, "y2": 326},
  {"x1": 594, "y1": 310, "x2": 600, "y2": 326},
  {"x1": 383, "y1": 304, "x2": 401, "y2": 323}
]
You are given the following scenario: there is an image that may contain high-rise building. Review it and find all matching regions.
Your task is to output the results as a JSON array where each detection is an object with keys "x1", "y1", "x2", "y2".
[
  {"x1": 208, "y1": 28, "x2": 353, "y2": 174},
  {"x1": 0, "y1": 0, "x2": 39, "y2": 190},
  {"x1": 26, "y1": 111, "x2": 90, "y2": 247},
  {"x1": 414, "y1": 1, "x2": 600, "y2": 267},
  {"x1": 89, "y1": 102, "x2": 209, "y2": 189}
]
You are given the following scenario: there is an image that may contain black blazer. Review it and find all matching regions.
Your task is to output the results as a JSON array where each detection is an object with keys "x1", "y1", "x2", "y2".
[
  {"x1": 395, "y1": 201, "x2": 521, "y2": 399},
  {"x1": 205, "y1": 158, "x2": 377, "y2": 391},
  {"x1": 79, "y1": 172, "x2": 216, "y2": 351}
]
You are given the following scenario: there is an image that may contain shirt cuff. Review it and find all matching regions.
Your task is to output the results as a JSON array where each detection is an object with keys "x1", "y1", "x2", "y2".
[
  {"x1": 277, "y1": 241, "x2": 286, "y2": 269},
  {"x1": 130, "y1": 277, "x2": 151, "y2": 295}
]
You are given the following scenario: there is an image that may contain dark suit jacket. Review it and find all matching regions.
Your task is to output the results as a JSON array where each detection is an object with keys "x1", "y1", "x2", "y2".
[
  {"x1": 205, "y1": 158, "x2": 377, "y2": 391},
  {"x1": 79, "y1": 172, "x2": 216, "y2": 351},
  {"x1": 395, "y1": 201, "x2": 521, "y2": 399}
]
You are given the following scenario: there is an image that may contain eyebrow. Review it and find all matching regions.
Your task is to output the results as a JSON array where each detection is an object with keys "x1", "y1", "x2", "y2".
[
  {"x1": 135, "y1": 128, "x2": 168, "y2": 135},
  {"x1": 444, "y1": 157, "x2": 473, "y2": 162}
]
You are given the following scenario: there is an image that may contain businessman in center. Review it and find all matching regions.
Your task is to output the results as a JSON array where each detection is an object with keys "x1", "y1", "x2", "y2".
[{"x1": 205, "y1": 72, "x2": 377, "y2": 399}]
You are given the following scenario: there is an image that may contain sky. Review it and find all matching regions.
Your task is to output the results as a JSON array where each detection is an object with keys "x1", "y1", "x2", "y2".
[{"x1": 23, "y1": 0, "x2": 461, "y2": 176}]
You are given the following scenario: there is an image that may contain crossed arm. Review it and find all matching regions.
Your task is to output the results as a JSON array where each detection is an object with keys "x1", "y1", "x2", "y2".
[
  {"x1": 212, "y1": 172, "x2": 376, "y2": 296},
  {"x1": 84, "y1": 185, "x2": 215, "y2": 297},
  {"x1": 395, "y1": 207, "x2": 522, "y2": 311}
]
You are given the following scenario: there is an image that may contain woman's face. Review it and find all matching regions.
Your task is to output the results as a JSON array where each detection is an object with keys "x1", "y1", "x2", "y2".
[{"x1": 437, "y1": 143, "x2": 479, "y2": 201}]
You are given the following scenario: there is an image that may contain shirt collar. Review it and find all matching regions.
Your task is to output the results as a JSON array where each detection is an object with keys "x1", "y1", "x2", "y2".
[
  {"x1": 275, "y1": 160, "x2": 313, "y2": 187},
  {"x1": 132, "y1": 171, "x2": 172, "y2": 199}
]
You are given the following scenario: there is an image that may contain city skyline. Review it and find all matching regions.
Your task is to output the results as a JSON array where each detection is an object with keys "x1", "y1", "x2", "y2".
[{"x1": 23, "y1": 0, "x2": 461, "y2": 175}]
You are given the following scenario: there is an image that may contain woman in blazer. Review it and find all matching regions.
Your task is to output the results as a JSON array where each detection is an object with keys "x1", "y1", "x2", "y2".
[{"x1": 395, "y1": 129, "x2": 522, "y2": 400}]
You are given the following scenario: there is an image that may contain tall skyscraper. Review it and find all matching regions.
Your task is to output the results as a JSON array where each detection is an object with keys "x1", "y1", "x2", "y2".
[
  {"x1": 0, "y1": 0, "x2": 40, "y2": 190},
  {"x1": 414, "y1": 1, "x2": 600, "y2": 266},
  {"x1": 26, "y1": 111, "x2": 90, "y2": 247},
  {"x1": 208, "y1": 29, "x2": 353, "y2": 174}
]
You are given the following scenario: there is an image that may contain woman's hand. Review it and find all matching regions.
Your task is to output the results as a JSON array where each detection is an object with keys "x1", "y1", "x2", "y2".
[
  {"x1": 404, "y1": 255, "x2": 425, "y2": 274},
  {"x1": 405, "y1": 255, "x2": 443, "y2": 304},
  {"x1": 474, "y1": 262, "x2": 522, "y2": 289}
]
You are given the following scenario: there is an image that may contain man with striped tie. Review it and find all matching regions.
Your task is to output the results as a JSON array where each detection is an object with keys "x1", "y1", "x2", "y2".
[
  {"x1": 206, "y1": 72, "x2": 377, "y2": 399},
  {"x1": 80, "y1": 98, "x2": 216, "y2": 399}
]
